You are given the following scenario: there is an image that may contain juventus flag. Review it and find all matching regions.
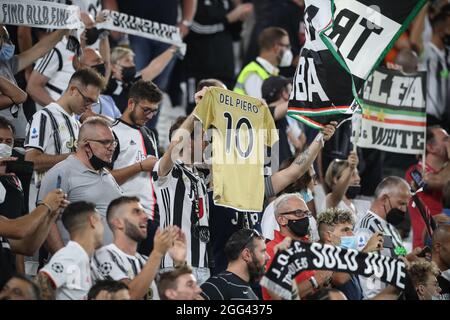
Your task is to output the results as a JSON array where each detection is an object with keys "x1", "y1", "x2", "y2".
[
  {"x1": 260, "y1": 241, "x2": 412, "y2": 300},
  {"x1": 288, "y1": 0, "x2": 427, "y2": 129}
]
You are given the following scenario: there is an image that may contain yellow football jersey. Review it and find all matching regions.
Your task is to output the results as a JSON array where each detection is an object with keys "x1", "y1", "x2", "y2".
[{"x1": 194, "y1": 87, "x2": 278, "y2": 211}]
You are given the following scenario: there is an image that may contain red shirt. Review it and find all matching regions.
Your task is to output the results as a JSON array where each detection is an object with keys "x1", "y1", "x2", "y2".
[
  {"x1": 262, "y1": 230, "x2": 315, "y2": 300},
  {"x1": 405, "y1": 162, "x2": 443, "y2": 248}
]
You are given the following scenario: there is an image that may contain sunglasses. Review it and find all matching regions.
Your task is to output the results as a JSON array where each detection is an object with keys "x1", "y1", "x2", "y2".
[{"x1": 240, "y1": 229, "x2": 263, "y2": 252}]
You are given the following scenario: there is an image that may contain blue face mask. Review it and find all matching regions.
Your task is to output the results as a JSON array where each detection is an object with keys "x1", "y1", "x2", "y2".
[
  {"x1": 0, "y1": 43, "x2": 15, "y2": 61},
  {"x1": 299, "y1": 189, "x2": 314, "y2": 203},
  {"x1": 340, "y1": 236, "x2": 357, "y2": 250}
]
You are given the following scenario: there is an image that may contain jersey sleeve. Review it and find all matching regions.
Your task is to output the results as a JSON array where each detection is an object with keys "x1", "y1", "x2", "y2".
[
  {"x1": 39, "y1": 254, "x2": 75, "y2": 289},
  {"x1": 24, "y1": 111, "x2": 51, "y2": 152},
  {"x1": 193, "y1": 88, "x2": 215, "y2": 130},
  {"x1": 152, "y1": 159, "x2": 174, "y2": 187},
  {"x1": 34, "y1": 48, "x2": 60, "y2": 78},
  {"x1": 91, "y1": 248, "x2": 130, "y2": 281},
  {"x1": 263, "y1": 104, "x2": 279, "y2": 147}
]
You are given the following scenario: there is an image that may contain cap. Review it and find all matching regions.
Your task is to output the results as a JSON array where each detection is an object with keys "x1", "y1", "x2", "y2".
[{"x1": 261, "y1": 76, "x2": 291, "y2": 104}]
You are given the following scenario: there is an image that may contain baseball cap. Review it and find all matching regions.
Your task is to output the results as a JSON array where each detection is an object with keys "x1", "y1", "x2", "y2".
[{"x1": 261, "y1": 76, "x2": 291, "y2": 104}]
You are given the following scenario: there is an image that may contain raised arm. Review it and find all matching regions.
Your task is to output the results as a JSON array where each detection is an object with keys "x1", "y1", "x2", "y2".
[
  {"x1": 123, "y1": 226, "x2": 176, "y2": 299},
  {"x1": 16, "y1": 29, "x2": 68, "y2": 72},
  {"x1": 270, "y1": 122, "x2": 336, "y2": 195},
  {"x1": 0, "y1": 75, "x2": 27, "y2": 109},
  {"x1": 326, "y1": 151, "x2": 358, "y2": 208}
]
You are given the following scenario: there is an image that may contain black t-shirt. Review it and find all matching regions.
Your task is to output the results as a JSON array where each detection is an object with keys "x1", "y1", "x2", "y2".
[
  {"x1": 0, "y1": 175, "x2": 26, "y2": 220},
  {"x1": 200, "y1": 271, "x2": 259, "y2": 300},
  {"x1": 437, "y1": 274, "x2": 450, "y2": 300},
  {"x1": 0, "y1": 236, "x2": 14, "y2": 289}
]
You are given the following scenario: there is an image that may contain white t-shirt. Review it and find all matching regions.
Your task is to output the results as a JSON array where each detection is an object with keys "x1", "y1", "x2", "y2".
[
  {"x1": 112, "y1": 119, "x2": 159, "y2": 218},
  {"x1": 91, "y1": 243, "x2": 160, "y2": 300},
  {"x1": 40, "y1": 241, "x2": 92, "y2": 300},
  {"x1": 33, "y1": 37, "x2": 75, "y2": 103}
]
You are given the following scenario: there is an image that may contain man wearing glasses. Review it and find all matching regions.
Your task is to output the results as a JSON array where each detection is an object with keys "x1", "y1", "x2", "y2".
[
  {"x1": 25, "y1": 70, "x2": 105, "y2": 237},
  {"x1": 37, "y1": 117, "x2": 123, "y2": 252},
  {"x1": 109, "y1": 80, "x2": 163, "y2": 255},
  {"x1": 25, "y1": 69, "x2": 105, "y2": 185},
  {"x1": 262, "y1": 193, "x2": 333, "y2": 300}
]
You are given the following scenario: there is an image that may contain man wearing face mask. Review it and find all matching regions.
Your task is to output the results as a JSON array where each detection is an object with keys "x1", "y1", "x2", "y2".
[
  {"x1": 234, "y1": 27, "x2": 292, "y2": 99},
  {"x1": 201, "y1": 229, "x2": 267, "y2": 300},
  {"x1": 25, "y1": 69, "x2": 105, "y2": 213},
  {"x1": 76, "y1": 48, "x2": 121, "y2": 120},
  {"x1": 354, "y1": 176, "x2": 412, "y2": 299},
  {"x1": 37, "y1": 117, "x2": 123, "y2": 251},
  {"x1": 263, "y1": 193, "x2": 334, "y2": 300},
  {"x1": 317, "y1": 208, "x2": 384, "y2": 300},
  {"x1": 27, "y1": 11, "x2": 108, "y2": 111}
]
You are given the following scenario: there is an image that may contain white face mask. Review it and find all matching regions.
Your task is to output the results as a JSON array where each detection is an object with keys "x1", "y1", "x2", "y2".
[
  {"x1": 279, "y1": 49, "x2": 293, "y2": 67},
  {"x1": 0, "y1": 143, "x2": 12, "y2": 158}
]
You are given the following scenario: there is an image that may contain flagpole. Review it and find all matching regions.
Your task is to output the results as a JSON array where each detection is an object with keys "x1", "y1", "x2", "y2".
[{"x1": 422, "y1": 120, "x2": 427, "y2": 176}]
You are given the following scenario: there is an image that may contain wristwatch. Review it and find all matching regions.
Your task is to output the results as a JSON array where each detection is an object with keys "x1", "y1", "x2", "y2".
[{"x1": 181, "y1": 20, "x2": 192, "y2": 27}]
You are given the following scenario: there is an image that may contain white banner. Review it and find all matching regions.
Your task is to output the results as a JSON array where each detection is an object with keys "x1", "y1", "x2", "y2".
[
  {"x1": 0, "y1": 0, "x2": 83, "y2": 29},
  {"x1": 97, "y1": 10, "x2": 186, "y2": 54}
]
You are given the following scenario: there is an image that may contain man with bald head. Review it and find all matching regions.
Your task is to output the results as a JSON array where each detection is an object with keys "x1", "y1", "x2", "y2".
[
  {"x1": 38, "y1": 117, "x2": 122, "y2": 252},
  {"x1": 431, "y1": 224, "x2": 450, "y2": 300},
  {"x1": 77, "y1": 48, "x2": 121, "y2": 120},
  {"x1": 262, "y1": 193, "x2": 333, "y2": 300},
  {"x1": 354, "y1": 176, "x2": 411, "y2": 298}
]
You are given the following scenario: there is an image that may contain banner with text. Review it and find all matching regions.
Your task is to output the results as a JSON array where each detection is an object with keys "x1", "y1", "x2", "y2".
[
  {"x1": 287, "y1": 0, "x2": 361, "y2": 129},
  {"x1": 0, "y1": 0, "x2": 83, "y2": 30},
  {"x1": 97, "y1": 10, "x2": 186, "y2": 54},
  {"x1": 260, "y1": 241, "x2": 410, "y2": 300},
  {"x1": 353, "y1": 68, "x2": 426, "y2": 154},
  {"x1": 320, "y1": 0, "x2": 427, "y2": 80}
]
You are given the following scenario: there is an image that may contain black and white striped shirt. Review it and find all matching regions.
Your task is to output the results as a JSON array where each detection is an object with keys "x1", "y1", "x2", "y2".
[
  {"x1": 152, "y1": 160, "x2": 210, "y2": 269},
  {"x1": 354, "y1": 210, "x2": 405, "y2": 299},
  {"x1": 91, "y1": 243, "x2": 159, "y2": 300},
  {"x1": 25, "y1": 102, "x2": 79, "y2": 185},
  {"x1": 33, "y1": 37, "x2": 75, "y2": 103}
]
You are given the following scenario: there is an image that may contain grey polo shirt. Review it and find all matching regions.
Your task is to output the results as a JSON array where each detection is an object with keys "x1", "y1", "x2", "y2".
[{"x1": 38, "y1": 155, "x2": 123, "y2": 245}]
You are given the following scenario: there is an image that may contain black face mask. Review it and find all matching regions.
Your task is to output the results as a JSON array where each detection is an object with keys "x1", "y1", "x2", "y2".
[
  {"x1": 386, "y1": 208, "x2": 406, "y2": 226},
  {"x1": 346, "y1": 185, "x2": 361, "y2": 199},
  {"x1": 122, "y1": 66, "x2": 136, "y2": 83},
  {"x1": 92, "y1": 63, "x2": 106, "y2": 77},
  {"x1": 385, "y1": 198, "x2": 406, "y2": 226},
  {"x1": 85, "y1": 27, "x2": 100, "y2": 46},
  {"x1": 287, "y1": 217, "x2": 310, "y2": 238},
  {"x1": 87, "y1": 144, "x2": 111, "y2": 170}
]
